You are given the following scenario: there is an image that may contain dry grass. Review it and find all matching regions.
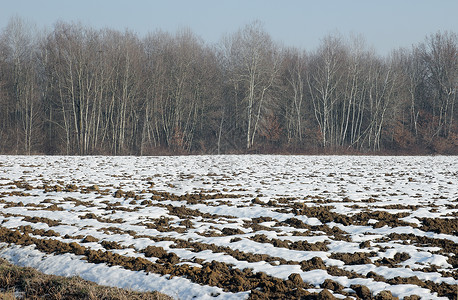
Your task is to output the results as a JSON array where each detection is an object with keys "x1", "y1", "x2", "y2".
[{"x1": 0, "y1": 257, "x2": 174, "y2": 300}]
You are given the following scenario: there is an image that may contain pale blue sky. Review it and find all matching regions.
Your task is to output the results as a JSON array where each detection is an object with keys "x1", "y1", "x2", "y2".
[{"x1": 1, "y1": 0, "x2": 457, "y2": 55}]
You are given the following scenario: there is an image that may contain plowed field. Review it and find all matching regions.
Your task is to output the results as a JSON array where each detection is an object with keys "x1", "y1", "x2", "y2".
[{"x1": 0, "y1": 155, "x2": 457, "y2": 299}]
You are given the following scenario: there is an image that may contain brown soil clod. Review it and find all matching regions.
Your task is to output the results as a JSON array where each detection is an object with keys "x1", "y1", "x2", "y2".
[
  {"x1": 300, "y1": 257, "x2": 327, "y2": 271},
  {"x1": 221, "y1": 227, "x2": 244, "y2": 235},
  {"x1": 374, "y1": 290, "x2": 399, "y2": 300},
  {"x1": 288, "y1": 273, "x2": 304, "y2": 286},
  {"x1": 375, "y1": 252, "x2": 411, "y2": 267},
  {"x1": 317, "y1": 288, "x2": 338, "y2": 300},
  {"x1": 82, "y1": 235, "x2": 99, "y2": 243},
  {"x1": 114, "y1": 189, "x2": 125, "y2": 198},
  {"x1": 142, "y1": 246, "x2": 179, "y2": 264},
  {"x1": 22, "y1": 216, "x2": 61, "y2": 227},
  {"x1": 284, "y1": 217, "x2": 308, "y2": 229},
  {"x1": 420, "y1": 217, "x2": 458, "y2": 235},
  {"x1": 101, "y1": 240, "x2": 124, "y2": 250},
  {"x1": 320, "y1": 279, "x2": 344, "y2": 293},
  {"x1": 143, "y1": 246, "x2": 168, "y2": 258},
  {"x1": 359, "y1": 240, "x2": 371, "y2": 248},
  {"x1": 350, "y1": 284, "x2": 372, "y2": 299},
  {"x1": 65, "y1": 184, "x2": 78, "y2": 192},
  {"x1": 330, "y1": 252, "x2": 375, "y2": 265}
]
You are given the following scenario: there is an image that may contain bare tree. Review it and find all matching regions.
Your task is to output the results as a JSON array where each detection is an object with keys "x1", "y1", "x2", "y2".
[
  {"x1": 142, "y1": 29, "x2": 219, "y2": 153},
  {"x1": 281, "y1": 48, "x2": 307, "y2": 145},
  {"x1": 222, "y1": 21, "x2": 281, "y2": 149},
  {"x1": 419, "y1": 31, "x2": 457, "y2": 141},
  {"x1": 0, "y1": 16, "x2": 42, "y2": 154},
  {"x1": 306, "y1": 34, "x2": 347, "y2": 148}
]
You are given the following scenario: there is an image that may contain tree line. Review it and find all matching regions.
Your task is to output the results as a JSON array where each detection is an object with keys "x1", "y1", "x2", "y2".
[{"x1": 0, "y1": 17, "x2": 456, "y2": 155}]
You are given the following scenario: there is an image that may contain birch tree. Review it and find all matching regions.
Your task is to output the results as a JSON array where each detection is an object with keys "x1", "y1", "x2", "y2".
[
  {"x1": 420, "y1": 31, "x2": 457, "y2": 141},
  {"x1": 306, "y1": 34, "x2": 346, "y2": 148},
  {"x1": 223, "y1": 22, "x2": 281, "y2": 149},
  {"x1": 281, "y1": 48, "x2": 307, "y2": 145}
]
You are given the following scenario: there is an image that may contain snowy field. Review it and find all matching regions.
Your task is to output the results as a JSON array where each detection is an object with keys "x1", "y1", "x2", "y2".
[{"x1": 0, "y1": 155, "x2": 457, "y2": 299}]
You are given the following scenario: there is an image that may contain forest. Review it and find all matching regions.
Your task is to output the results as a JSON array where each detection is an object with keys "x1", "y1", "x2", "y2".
[{"x1": 0, "y1": 17, "x2": 456, "y2": 155}]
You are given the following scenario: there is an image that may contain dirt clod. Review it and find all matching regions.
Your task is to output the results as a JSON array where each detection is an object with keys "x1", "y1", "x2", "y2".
[
  {"x1": 318, "y1": 289, "x2": 337, "y2": 300},
  {"x1": 350, "y1": 284, "x2": 372, "y2": 299},
  {"x1": 288, "y1": 273, "x2": 303, "y2": 286},
  {"x1": 375, "y1": 290, "x2": 398, "y2": 300}
]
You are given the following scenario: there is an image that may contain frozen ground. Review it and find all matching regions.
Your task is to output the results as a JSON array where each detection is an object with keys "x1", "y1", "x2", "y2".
[{"x1": 0, "y1": 155, "x2": 457, "y2": 299}]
